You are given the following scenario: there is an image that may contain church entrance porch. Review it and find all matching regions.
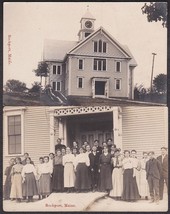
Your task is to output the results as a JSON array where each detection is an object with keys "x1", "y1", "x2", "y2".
[
  {"x1": 92, "y1": 77, "x2": 109, "y2": 98},
  {"x1": 49, "y1": 106, "x2": 122, "y2": 152},
  {"x1": 66, "y1": 112, "x2": 113, "y2": 148}
]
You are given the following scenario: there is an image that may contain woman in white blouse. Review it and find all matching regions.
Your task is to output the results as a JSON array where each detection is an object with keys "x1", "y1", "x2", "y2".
[
  {"x1": 63, "y1": 147, "x2": 75, "y2": 193},
  {"x1": 74, "y1": 147, "x2": 91, "y2": 192},
  {"x1": 122, "y1": 150, "x2": 140, "y2": 202},
  {"x1": 21, "y1": 157, "x2": 38, "y2": 202},
  {"x1": 38, "y1": 156, "x2": 53, "y2": 198}
]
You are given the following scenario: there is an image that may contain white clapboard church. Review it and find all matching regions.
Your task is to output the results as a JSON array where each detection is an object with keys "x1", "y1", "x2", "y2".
[{"x1": 43, "y1": 9, "x2": 137, "y2": 100}]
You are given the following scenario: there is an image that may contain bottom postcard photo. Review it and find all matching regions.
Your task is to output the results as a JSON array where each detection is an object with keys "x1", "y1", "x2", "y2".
[{"x1": 3, "y1": 105, "x2": 168, "y2": 212}]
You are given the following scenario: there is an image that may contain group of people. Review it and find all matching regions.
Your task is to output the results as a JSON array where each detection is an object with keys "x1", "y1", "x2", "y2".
[{"x1": 3, "y1": 137, "x2": 168, "y2": 205}]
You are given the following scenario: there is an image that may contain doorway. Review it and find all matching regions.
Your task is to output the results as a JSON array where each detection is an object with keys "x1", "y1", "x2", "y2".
[
  {"x1": 66, "y1": 112, "x2": 113, "y2": 148},
  {"x1": 95, "y1": 81, "x2": 106, "y2": 96}
]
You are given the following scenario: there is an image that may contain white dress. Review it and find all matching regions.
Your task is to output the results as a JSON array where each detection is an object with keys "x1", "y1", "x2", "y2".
[
  {"x1": 63, "y1": 153, "x2": 75, "y2": 188},
  {"x1": 110, "y1": 156, "x2": 123, "y2": 197},
  {"x1": 139, "y1": 158, "x2": 149, "y2": 197}
]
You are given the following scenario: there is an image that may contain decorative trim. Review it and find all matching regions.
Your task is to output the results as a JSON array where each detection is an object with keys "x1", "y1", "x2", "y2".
[{"x1": 54, "y1": 106, "x2": 115, "y2": 116}]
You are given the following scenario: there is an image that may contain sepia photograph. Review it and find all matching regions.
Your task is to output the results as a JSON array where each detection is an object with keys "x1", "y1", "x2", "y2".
[{"x1": 3, "y1": 2, "x2": 168, "y2": 212}]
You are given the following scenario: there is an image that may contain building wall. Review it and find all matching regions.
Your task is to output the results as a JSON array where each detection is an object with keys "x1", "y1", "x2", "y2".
[
  {"x1": 68, "y1": 33, "x2": 130, "y2": 98},
  {"x1": 68, "y1": 56, "x2": 128, "y2": 97},
  {"x1": 3, "y1": 107, "x2": 51, "y2": 184},
  {"x1": 48, "y1": 62, "x2": 65, "y2": 92},
  {"x1": 122, "y1": 106, "x2": 168, "y2": 158}
]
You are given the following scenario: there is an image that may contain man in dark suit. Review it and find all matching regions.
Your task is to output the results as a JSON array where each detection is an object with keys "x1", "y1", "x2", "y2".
[
  {"x1": 146, "y1": 151, "x2": 162, "y2": 204},
  {"x1": 89, "y1": 146, "x2": 100, "y2": 192},
  {"x1": 157, "y1": 147, "x2": 168, "y2": 200},
  {"x1": 55, "y1": 138, "x2": 66, "y2": 152},
  {"x1": 94, "y1": 140, "x2": 102, "y2": 155}
]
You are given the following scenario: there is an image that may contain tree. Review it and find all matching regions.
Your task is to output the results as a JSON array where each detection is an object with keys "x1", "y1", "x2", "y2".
[
  {"x1": 4, "y1": 79, "x2": 27, "y2": 93},
  {"x1": 141, "y1": 2, "x2": 167, "y2": 27},
  {"x1": 29, "y1": 82, "x2": 42, "y2": 93},
  {"x1": 134, "y1": 84, "x2": 148, "y2": 99},
  {"x1": 153, "y1": 73, "x2": 167, "y2": 94},
  {"x1": 33, "y1": 61, "x2": 49, "y2": 85}
]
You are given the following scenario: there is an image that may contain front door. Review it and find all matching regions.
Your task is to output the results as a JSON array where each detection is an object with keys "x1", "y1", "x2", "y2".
[
  {"x1": 95, "y1": 81, "x2": 105, "y2": 96},
  {"x1": 80, "y1": 131, "x2": 113, "y2": 147}
]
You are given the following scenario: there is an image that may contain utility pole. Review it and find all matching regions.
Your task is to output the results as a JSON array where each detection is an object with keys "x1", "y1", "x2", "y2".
[{"x1": 150, "y1": 53, "x2": 157, "y2": 93}]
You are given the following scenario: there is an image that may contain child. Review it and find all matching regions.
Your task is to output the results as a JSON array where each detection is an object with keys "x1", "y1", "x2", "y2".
[
  {"x1": 39, "y1": 156, "x2": 53, "y2": 198},
  {"x1": 3, "y1": 158, "x2": 15, "y2": 200},
  {"x1": 21, "y1": 157, "x2": 38, "y2": 202},
  {"x1": 10, "y1": 157, "x2": 23, "y2": 202}
]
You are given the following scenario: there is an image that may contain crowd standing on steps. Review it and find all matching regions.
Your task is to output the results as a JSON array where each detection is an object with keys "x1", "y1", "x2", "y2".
[{"x1": 3, "y1": 138, "x2": 168, "y2": 205}]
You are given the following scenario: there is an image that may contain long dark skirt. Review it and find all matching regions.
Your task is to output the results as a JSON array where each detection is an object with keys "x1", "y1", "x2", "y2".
[
  {"x1": 22, "y1": 172, "x2": 38, "y2": 197},
  {"x1": 99, "y1": 164, "x2": 112, "y2": 191},
  {"x1": 52, "y1": 165, "x2": 64, "y2": 192},
  {"x1": 122, "y1": 168, "x2": 140, "y2": 201},
  {"x1": 75, "y1": 163, "x2": 91, "y2": 190},
  {"x1": 3, "y1": 166, "x2": 12, "y2": 199},
  {"x1": 39, "y1": 173, "x2": 51, "y2": 195}
]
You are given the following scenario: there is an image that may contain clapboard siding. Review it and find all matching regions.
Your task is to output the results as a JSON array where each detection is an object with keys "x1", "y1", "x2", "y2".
[
  {"x1": 24, "y1": 107, "x2": 50, "y2": 165},
  {"x1": 122, "y1": 107, "x2": 168, "y2": 158},
  {"x1": 3, "y1": 107, "x2": 51, "y2": 184}
]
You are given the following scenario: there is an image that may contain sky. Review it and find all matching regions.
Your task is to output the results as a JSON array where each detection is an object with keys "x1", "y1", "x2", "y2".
[{"x1": 4, "y1": 2, "x2": 167, "y2": 88}]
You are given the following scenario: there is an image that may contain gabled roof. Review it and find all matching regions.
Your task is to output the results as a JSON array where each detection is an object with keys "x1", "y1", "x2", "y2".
[
  {"x1": 43, "y1": 39, "x2": 77, "y2": 61},
  {"x1": 68, "y1": 27, "x2": 132, "y2": 59},
  {"x1": 123, "y1": 45, "x2": 138, "y2": 66},
  {"x1": 43, "y1": 27, "x2": 137, "y2": 66}
]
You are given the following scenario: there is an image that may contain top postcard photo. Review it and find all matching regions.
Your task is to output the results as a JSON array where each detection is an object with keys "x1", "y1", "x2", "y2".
[{"x1": 3, "y1": 2, "x2": 167, "y2": 107}]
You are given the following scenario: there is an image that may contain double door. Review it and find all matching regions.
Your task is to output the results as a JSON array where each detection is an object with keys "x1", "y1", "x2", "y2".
[{"x1": 79, "y1": 130, "x2": 113, "y2": 147}]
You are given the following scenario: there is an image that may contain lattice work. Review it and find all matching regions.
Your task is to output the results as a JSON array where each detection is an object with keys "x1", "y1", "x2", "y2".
[{"x1": 54, "y1": 106, "x2": 114, "y2": 116}]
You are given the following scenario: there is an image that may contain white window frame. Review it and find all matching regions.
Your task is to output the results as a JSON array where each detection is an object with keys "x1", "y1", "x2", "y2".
[
  {"x1": 53, "y1": 65, "x2": 56, "y2": 75},
  {"x1": 4, "y1": 108, "x2": 25, "y2": 157},
  {"x1": 93, "y1": 41, "x2": 98, "y2": 52},
  {"x1": 115, "y1": 78, "x2": 122, "y2": 90},
  {"x1": 57, "y1": 65, "x2": 62, "y2": 75},
  {"x1": 93, "y1": 58, "x2": 107, "y2": 71},
  {"x1": 78, "y1": 59, "x2": 84, "y2": 70},
  {"x1": 93, "y1": 40, "x2": 107, "y2": 53},
  {"x1": 77, "y1": 77, "x2": 84, "y2": 89},
  {"x1": 56, "y1": 81, "x2": 61, "y2": 91},
  {"x1": 115, "y1": 61, "x2": 121, "y2": 72}
]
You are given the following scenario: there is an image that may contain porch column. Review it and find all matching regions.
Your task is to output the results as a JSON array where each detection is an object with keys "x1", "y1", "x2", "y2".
[
  {"x1": 49, "y1": 111, "x2": 55, "y2": 153},
  {"x1": 92, "y1": 78, "x2": 95, "y2": 98},
  {"x1": 105, "y1": 79, "x2": 109, "y2": 98},
  {"x1": 58, "y1": 118, "x2": 64, "y2": 144},
  {"x1": 63, "y1": 118, "x2": 67, "y2": 146},
  {"x1": 113, "y1": 107, "x2": 122, "y2": 151}
]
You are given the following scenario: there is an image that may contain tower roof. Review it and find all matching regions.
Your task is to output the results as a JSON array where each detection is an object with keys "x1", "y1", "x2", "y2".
[{"x1": 81, "y1": 8, "x2": 96, "y2": 20}]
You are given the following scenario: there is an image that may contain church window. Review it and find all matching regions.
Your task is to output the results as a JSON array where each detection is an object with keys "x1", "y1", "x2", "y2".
[
  {"x1": 93, "y1": 40, "x2": 107, "y2": 53},
  {"x1": 57, "y1": 66, "x2": 62, "y2": 75},
  {"x1": 115, "y1": 79, "x2": 121, "y2": 90},
  {"x1": 93, "y1": 59, "x2": 106, "y2": 71},
  {"x1": 53, "y1": 65, "x2": 56, "y2": 74},
  {"x1": 78, "y1": 59, "x2": 84, "y2": 70},
  {"x1": 115, "y1": 61, "x2": 121, "y2": 72},
  {"x1": 77, "y1": 77, "x2": 84, "y2": 88}
]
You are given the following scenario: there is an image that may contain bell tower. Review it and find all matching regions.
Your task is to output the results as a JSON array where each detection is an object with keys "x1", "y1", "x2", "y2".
[{"x1": 78, "y1": 6, "x2": 96, "y2": 41}]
